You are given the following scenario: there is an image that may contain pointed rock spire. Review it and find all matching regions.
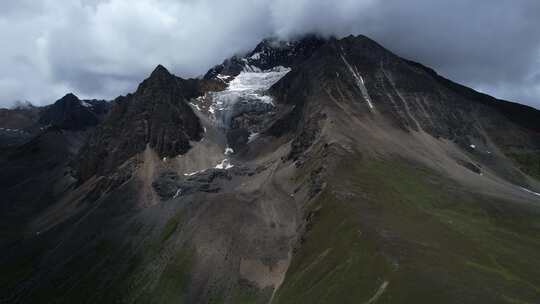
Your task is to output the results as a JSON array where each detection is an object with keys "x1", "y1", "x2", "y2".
[
  {"x1": 58, "y1": 93, "x2": 80, "y2": 104},
  {"x1": 138, "y1": 64, "x2": 179, "y2": 93},
  {"x1": 38, "y1": 93, "x2": 101, "y2": 130},
  {"x1": 150, "y1": 64, "x2": 172, "y2": 78}
]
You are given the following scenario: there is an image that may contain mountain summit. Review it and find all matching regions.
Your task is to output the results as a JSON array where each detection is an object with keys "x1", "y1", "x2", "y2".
[
  {"x1": 1, "y1": 35, "x2": 540, "y2": 304},
  {"x1": 38, "y1": 93, "x2": 109, "y2": 130}
]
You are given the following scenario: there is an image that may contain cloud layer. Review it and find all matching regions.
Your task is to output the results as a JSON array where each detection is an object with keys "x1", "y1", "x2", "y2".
[{"x1": 1, "y1": 0, "x2": 539, "y2": 108}]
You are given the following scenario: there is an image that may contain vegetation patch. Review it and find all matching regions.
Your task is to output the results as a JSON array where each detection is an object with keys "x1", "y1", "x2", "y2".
[
  {"x1": 160, "y1": 209, "x2": 183, "y2": 243},
  {"x1": 506, "y1": 151, "x2": 540, "y2": 181},
  {"x1": 274, "y1": 156, "x2": 540, "y2": 303}
]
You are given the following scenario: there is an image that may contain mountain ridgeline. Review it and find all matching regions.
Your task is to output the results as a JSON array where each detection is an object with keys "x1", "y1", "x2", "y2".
[{"x1": 1, "y1": 35, "x2": 540, "y2": 304}]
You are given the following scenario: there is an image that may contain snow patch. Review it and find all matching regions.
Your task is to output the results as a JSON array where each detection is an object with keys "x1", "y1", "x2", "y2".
[
  {"x1": 184, "y1": 169, "x2": 206, "y2": 176},
  {"x1": 215, "y1": 159, "x2": 234, "y2": 170},
  {"x1": 470, "y1": 144, "x2": 476, "y2": 149},
  {"x1": 189, "y1": 102, "x2": 201, "y2": 111},
  {"x1": 81, "y1": 101, "x2": 92, "y2": 108},
  {"x1": 248, "y1": 132, "x2": 260, "y2": 143},
  {"x1": 340, "y1": 49, "x2": 375, "y2": 111},
  {"x1": 1, "y1": 128, "x2": 20, "y2": 132},
  {"x1": 250, "y1": 52, "x2": 261, "y2": 60},
  {"x1": 520, "y1": 187, "x2": 540, "y2": 197},
  {"x1": 224, "y1": 147, "x2": 234, "y2": 155},
  {"x1": 217, "y1": 74, "x2": 232, "y2": 82},
  {"x1": 228, "y1": 66, "x2": 290, "y2": 92},
  {"x1": 183, "y1": 159, "x2": 233, "y2": 177},
  {"x1": 173, "y1": 188, "x2": 182, "y2": 199}
]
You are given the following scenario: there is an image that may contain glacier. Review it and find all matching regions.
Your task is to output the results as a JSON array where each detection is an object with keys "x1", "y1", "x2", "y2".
[{"x1": 208, "y1": 66, "x2": 291, "y2": 128}]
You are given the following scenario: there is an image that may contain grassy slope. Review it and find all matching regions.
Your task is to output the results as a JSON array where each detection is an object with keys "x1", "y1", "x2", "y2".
[
  {"x1": 273, "y1": 156, "x2": 540, "y2": 304},
  {"x1": 506, "y1": 151, "x2": 540, "y2": 181},
  {"x1": 4, "y1": 155, "x2": 539, "y2": 303},
  {"x1": 5, "y1": 179, "x2": 195, "y2": 304}
]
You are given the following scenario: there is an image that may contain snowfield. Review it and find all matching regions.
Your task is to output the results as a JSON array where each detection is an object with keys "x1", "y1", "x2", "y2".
[{"x1": 209, "y1": 66, "x2": 291, "y2": 128}]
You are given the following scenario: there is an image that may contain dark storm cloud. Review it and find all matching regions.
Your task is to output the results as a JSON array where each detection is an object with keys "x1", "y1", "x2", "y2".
[
  {"x1": 0, "y1": 0, "x2": 539, "y2": 108},
  {"x1": 364, "y1": 0, "x2": 540, "y2": 107}
]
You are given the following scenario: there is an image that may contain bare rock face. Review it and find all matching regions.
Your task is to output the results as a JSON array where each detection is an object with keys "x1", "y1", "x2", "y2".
[
  {"x1": 38, "y1": 93, "x2": 109, "y2": 130},
  {"x1": 204, "y1": 34, "x2": 327, "y2": 80},
  {"x1": 267, "y1": 35, "x2": 540, "y2": 153},
  {"x1": 77, "y1": 65, "x2": 205, "y2": 181}
]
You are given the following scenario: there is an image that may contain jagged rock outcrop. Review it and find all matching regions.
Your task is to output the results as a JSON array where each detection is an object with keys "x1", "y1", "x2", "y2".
[
  {"x1": 267, "y1": 36, "x2": 540, "y2": 171},
  {"x1": 0, "y1": 95, "x2": 109, "y2": 148},
  {"x1": 38, "y1": 93, "x2": 110, "y2": 130},
  {"x1": 77, "y1": 65, "x2": 213, "y2": 181},
  {"x1": 204, "y1": 34, "x2": 327, "y2": 80}
]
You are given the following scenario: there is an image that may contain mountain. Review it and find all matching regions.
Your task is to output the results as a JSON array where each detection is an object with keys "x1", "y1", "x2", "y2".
[
  {"x1": 76, "y1": 65, "x2": 215, "y2": 182},
  {"x1": 0, "y1": 94, "x2": 111, "y2": 260},
  {"x1": 1, "y1": 34, "x2": 539, "y2": 304},
  {"x1": 204, "y1": 34, "x2": 327, "y2": 80},
  {"x1": 0, "y1": 93, "x2": 110, "y2": 148},
  {"x1": 38, "y1": 93, "x2": 110, "y2": 130}
]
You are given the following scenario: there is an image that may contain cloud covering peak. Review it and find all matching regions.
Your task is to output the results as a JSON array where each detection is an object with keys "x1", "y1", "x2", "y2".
[{"x1": 1, "y1": 0, "x2": 539, "y2": 108}]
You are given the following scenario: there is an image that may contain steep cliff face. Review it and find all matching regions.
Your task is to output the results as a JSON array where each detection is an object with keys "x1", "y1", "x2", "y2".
[
  {"x1": 204, "y1": 34, "x2": 327, "y2": 80},
  {"x1": 268, "y1": 35, "x2": 540, "y2": 183},
  {"x1": 77, "y1": 65, "x2": 217, "y2": 181},
  {"x1": 38, "y1": 93, "x2": 110, "y2": 130}
]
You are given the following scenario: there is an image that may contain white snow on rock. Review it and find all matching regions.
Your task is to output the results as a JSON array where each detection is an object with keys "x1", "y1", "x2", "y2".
[
  {"x1": 228, "y1": 66, "x2": 290, "y2": 93},
  {"x1": 183, "y1": 159, "x2": 233, "y2": 177},
  {"x1": 248, "y1": 132, "x2": 260, "y2": 143},
  {"x1": 173, "y1": 188, "x2": 182, "y2": 199},
  {"x1": 339, "y1": 48, "x2": 375, "y2": 111},
  {"x1": 217, "y1": 74, "x2": 232, "y2": 82},
  {"x1": 215, "y1": 159, "x2": 234, "y2": 170},
  {"x1": 250, "y1": 52, "x2": 262, "y2": 60},
  {"x1": 189, "y1": 102, "x2": 201, "y2": 111},
  {"x1": 208, "y1": 66, "x2": 291, "y2": 128},
  {"x1": 81, "y1": 101, "x2": 92, "y2": 108},
  {"x1": 224, "y1": 147, "x2": 234, "y2": 155},
  {"x1": 470, "y1": 144, "x2": 476, "y2": 149},
  {"x1": 184, "y1": 169, "x2": 206, "y2": 176},
  {"x1": 520, "y1": 187, "x2": 540, "y2": 197}
]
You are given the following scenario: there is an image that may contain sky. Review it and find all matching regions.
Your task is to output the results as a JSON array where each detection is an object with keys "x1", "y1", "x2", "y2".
[{"x1": 1, "y1": 0, "x2": 539, "y2": 108}]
